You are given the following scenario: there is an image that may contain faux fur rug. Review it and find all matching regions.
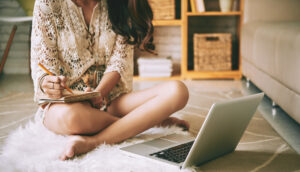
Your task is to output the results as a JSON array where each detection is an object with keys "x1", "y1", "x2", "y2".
[{"x1": 0, "y1": 109, "x2": 194, "y2": 172}]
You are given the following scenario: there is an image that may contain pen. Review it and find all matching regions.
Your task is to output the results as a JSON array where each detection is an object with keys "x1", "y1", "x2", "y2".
[{"x1": 38, "y1": 63, "x2": 74, "y2": 94}]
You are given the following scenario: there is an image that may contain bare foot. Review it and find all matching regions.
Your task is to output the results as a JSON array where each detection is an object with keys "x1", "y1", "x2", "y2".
[
  {"x1": 158, "y1": 117, "x2": 190, "y2": 131},
  {"x1": 60, "y1": 135, "x2": 97, "y2": 160}
]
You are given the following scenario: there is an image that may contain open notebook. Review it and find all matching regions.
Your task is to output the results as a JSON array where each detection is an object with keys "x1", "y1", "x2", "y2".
[{"x1": 38, "y1": 91, "x2": 101, "y2": 105}]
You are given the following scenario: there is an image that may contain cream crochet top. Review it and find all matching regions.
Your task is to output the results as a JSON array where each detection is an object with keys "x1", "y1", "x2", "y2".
[{"x1": 31, "y1": 0, "x2": 134, "y2": 101}]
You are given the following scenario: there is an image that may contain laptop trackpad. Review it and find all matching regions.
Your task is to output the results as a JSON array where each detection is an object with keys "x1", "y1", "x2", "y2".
[{"x1": 143, "y1": 138, "x2": 176, "y2": 149}]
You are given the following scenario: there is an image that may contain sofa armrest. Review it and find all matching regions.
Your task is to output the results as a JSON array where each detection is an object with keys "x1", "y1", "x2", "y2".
[{"x1": 244, "y1": 0, "x2": 300, "y2": 23}]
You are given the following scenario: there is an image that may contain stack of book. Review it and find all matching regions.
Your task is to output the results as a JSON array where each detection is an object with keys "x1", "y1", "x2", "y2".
[{"x1": 137, "y1": 57, "x2": 173, "y2": 78}]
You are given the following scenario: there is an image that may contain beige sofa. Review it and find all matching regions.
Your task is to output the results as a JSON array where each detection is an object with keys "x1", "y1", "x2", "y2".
[{"x1": 241, "y1": 0, "x2": 300, "y2": 123}]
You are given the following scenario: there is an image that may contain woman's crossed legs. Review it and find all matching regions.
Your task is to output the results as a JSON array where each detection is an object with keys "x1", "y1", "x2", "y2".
[{"x1": 43, "y1": 81, "x2": 189, "y2": 160}]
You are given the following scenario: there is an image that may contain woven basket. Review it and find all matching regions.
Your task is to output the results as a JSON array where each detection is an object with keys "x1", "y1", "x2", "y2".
[
  {"x1": 148, "y1": 0, "x2": 175, "y2": 20},
  {"x1": 193, "y1": 33, "x2": 232, "y2": 71}
]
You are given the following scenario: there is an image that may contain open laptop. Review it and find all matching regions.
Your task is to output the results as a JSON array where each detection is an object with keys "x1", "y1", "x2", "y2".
[{"x1": 120, "y1": 93, "x2": 264, "y2": 169}]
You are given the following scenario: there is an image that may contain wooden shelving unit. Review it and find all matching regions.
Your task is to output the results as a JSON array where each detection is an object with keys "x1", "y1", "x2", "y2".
[
  {"x1": 134, "y1": 0, "x2": 244, "y2": 81},
  {"x1": 133, "y1": 75, "x2": 181, "y2": 81},
  {"x1": 182, "y1": 0, "x2": 244, "y2": 80},
  {"x1": 186, "y1": 11, "x2": 242, "y2": 16},
  {"x1": 183, "y1": 70, "x2": 241, "y2": 80},
  {"x1": 152, "y1": 20, "x2": 182, "y2": 26}
]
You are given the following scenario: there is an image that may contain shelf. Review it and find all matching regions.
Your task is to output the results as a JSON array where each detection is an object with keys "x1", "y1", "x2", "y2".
[
  {"x1": 134, "y1": 75, "x2": 182, "y2": 81},
  {"x1": 184, "y1": 70, "x2": 242, "y2": 80},
  {"x1": 187, "y1": 11, "x2": 241, "y2": 16},
  {"x1": 152, "y1": 20, "x2": 182, "y2": 26},
  {"x1": 137, "y1": 0, "x2": 244, "y2": 80}
]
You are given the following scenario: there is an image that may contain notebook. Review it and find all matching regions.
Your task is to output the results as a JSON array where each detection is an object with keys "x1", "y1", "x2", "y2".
[{"x1": 38, "y1": 91, "x2": 101, "y2": 105}]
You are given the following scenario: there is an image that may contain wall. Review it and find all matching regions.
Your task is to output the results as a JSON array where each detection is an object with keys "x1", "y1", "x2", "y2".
[
  {"x1": 0, "y1": 0, "x2": 31, "y2": 74},
  {"x1": 153, "y1": 26, "x2": 182, "y2": 65},
  {"x1": 135, "y1": 26, "x2": 182, "y2": 74}
]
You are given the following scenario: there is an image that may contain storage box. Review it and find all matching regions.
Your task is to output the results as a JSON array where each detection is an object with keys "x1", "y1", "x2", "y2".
[
  {"x1": 193, "y1": 33, "x2": 232, "y2": 71},
  {"x1": 148, "y1": 0, "x2": 175, "y2": 20}
]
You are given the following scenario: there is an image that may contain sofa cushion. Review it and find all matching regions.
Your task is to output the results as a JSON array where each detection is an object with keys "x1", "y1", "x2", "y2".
[
  {"x1": 244, "y1": 0, "x2": 300, "y2": 23},
  {"x1": 243, "y1": 60, "x2": 300, "y2": 123},
  {"x1": 242, "y1": 22, "x2": 300, "y2": 95}
]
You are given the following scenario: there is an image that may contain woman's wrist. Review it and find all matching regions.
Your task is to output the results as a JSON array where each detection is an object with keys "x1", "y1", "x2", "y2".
[{"x1": 39, "y1": 73, "x2": 49, "y2": 94}]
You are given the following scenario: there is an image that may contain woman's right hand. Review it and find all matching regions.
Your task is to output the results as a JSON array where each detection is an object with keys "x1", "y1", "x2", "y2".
[{"x1": 41, "y1": 76, "x2": 67, "y2": 99}]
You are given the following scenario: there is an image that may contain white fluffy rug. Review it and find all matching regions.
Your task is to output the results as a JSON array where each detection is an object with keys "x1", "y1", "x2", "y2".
[{"x1": 0, "y1": 109, "x2": 195, "y2": 172}]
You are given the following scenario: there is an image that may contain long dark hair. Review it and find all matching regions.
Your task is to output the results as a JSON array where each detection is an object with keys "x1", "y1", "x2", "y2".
[{"x1": 107, "y1": 0, "x2": 154, "y2": 52}]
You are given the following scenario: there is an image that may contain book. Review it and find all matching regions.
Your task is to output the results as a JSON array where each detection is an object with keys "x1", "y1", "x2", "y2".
[
  {"x1": 195, "y1": 0, "x2": 205, "y2": 12},
  {"x1": 139, "y1": 68, "x2": 172, "y2": 73},
  {"x1": 139, "y1": 64, "x2": 172, "y2": 71},
  {"x1": 38, "y1": 91, "x2": 101, "y2": 105},
  {"x1": 190, "y1": 0, "x2": 197, "y2": 13},
  {"x1": 232, "y1": 0, "x2": 239, "y2": 11},
  {"x1": 137, "y1": 57, "x2": 172, "y2": 65}
]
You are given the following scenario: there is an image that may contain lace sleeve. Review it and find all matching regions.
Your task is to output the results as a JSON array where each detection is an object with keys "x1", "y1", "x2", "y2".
[
  {"x1": 104, "y1": 35, "x2": 134, "y2": 92},
  {"x1": 30, "y1": 0, "x2": 61, "y2": 101}
]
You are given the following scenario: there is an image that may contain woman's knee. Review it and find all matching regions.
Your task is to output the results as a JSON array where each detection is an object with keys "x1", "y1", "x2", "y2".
[
  {"x1": 43, "y1": 103, "x2": 82, "y2": 135},
  {"x1": 164, "y1": 81, "x2": 189, "y2": 109},
  {"x1": 59, "y1": 103, "x2": 90, "y2": 135}
]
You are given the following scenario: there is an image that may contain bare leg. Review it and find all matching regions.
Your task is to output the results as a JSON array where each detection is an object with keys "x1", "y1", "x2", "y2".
[
  {"x1": 44, "y1": 102, "x2": 119, "y2": 135},
  {"x1": 107, "y1": 82, "x2": 190, "y2": 129},
  {"x1": 60, "y1": 81, "x2": 189, "y2": 160}
]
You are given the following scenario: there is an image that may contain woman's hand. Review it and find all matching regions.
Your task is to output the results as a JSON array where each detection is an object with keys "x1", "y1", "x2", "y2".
[
  {"x1": 85, "y1": 87, "x2": 103, "y2": 109},
  {"x1": 41, "y1": 75, "x2": 67, "y2": 99}
]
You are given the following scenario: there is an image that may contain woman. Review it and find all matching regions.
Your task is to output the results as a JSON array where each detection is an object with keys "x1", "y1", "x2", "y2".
[{"x1": 31, "y1": 0, "x2": 189, "y2": 160}]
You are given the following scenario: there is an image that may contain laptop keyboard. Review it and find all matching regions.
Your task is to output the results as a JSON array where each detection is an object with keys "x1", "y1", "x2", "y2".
[{"x1": 150, "y1": 141, "x2": 194, "y2": 163}]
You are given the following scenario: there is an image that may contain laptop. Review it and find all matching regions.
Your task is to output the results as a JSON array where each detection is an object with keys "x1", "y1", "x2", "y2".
[{"x1": 120, "y1": 93, "x2": 264, "y2": 169}]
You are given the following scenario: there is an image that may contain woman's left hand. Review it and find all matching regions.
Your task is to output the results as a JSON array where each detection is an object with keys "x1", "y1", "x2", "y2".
[{"x1": 85, "y1": 87, "x2": 103, "y2": 109}]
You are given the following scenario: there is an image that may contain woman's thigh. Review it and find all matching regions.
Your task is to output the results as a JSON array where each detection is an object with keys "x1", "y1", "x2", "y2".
[
  {"x1": 107, "y1": 81, "x2": 189, "y2": 117},
  {"x1": 43, "y1": 102, "x2": 118, "y2": 135}
]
